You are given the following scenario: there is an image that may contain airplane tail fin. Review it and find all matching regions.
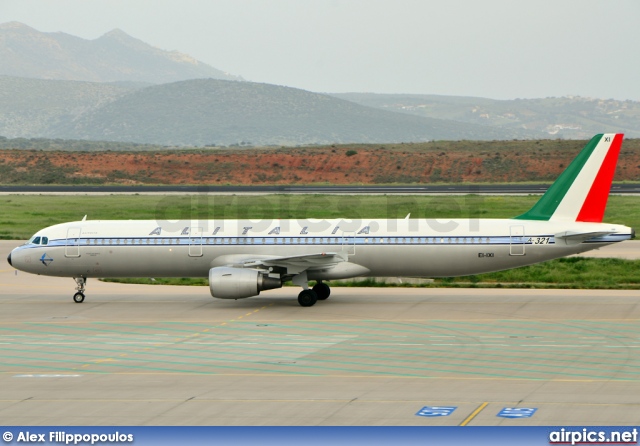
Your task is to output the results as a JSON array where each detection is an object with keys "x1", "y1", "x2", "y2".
[{"x1": 515, "y1": 133, "x2": 624, "y2": 222}]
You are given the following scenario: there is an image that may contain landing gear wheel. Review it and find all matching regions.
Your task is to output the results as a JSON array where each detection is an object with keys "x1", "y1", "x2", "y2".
[
  {"x1": 72, "y1": 277, "x2": 87, "y2": 303},
  {"x1": 312, "y1": 282, "x2": 330, "y2": 300},
  {"x1": 73, "y1": 292, "x2": 85, "y2": 303},
  {"x1": 298, "y1": 289, "x2": 318, "y2": 307}
]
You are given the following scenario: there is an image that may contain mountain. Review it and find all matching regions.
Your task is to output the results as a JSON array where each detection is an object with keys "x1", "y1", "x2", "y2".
[
  {"x1": 331, "y1": 93, "x2": 640, "y2": 139},
  {"x1": 0, "y1": 21, "x2": 240, "y2": 84},
  {"x1": 1, "y1": 76, "x2": 532, "y2": 145},
  {"x1": 4, "y1": 75, "x2": 637, "y2": 146},
  {"x1": 0, "y1": 76, "x2": 138, "y2": 138},
  {"x1": 48, "y1": 79, "x2": 533, "y2": 146}
]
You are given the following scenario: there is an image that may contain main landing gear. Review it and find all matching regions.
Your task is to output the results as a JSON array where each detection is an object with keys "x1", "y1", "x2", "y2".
[
  {"x1": 312, "y1": 282, "x2": 331, "y2": 300},
  {"x1": 297, "y1": 281, "x2": 331, "y2": 307},
  {"x1": 73, "y1": 277, "x2": 86, "y2": 303}
]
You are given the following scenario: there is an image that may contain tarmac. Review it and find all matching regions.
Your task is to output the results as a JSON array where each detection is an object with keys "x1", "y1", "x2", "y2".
[{"x1": 1, "y1": 240, "x2": 640, "y2": 426}]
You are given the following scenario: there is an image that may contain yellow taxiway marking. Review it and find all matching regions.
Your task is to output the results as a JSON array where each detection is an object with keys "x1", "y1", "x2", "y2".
[
  {"x1": 209, "y1": 303, "x2": 273, "y2": 330},
  {"x1": 460, "y1": 402, "x2": 488, "y2": 426}
]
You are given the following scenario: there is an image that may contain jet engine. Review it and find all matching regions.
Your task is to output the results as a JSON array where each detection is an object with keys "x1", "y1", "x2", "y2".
[{"x1": 209, "y1": 267, "x2": 282, "y2": 299}]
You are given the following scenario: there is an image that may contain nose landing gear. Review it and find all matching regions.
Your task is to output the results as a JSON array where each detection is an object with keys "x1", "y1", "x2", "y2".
[{"x1": 73, "y1": 277, "x2": 86, "y2": 303}]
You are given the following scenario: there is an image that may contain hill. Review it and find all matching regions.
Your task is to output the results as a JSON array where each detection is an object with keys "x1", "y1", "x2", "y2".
[
  {"x1": 332, "y1": 93, "x2": 640, "y2": 139},
  {"x1": 0, "y1": 21, "x2": 240, "y2": 84},
  {"x1": 0, "y1": 76, "x2": 534, "y2": 145},
  {"x1": 0, "y1": 76, "x2": 138, "y2": 138}
]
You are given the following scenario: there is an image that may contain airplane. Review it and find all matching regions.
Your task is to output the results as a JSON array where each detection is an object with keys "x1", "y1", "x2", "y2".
[{"x1": 6, "y1": 133, "x2": 633, "y2": 307}]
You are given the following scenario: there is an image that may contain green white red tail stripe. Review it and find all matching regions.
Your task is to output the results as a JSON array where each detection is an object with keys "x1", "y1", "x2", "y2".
[
  {"x1": 576, "y1": 134, "x2": 624, "y2": 222},
  {"x1": 515, "y1": 133, "x2": 624, "y2": 222}
]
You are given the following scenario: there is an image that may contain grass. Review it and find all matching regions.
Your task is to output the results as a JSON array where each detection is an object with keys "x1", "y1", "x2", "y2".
[
  {"x1": 3, "y1": 193, "x2": 636, "y2": 289},
  {"x1": 355, "y1": 257, "x2": 640, "y2": 289},
  {"x1": 101, "y1": 258, "x2": 640, "y2": 290},
  {"x1": 1, "y1": 194, "x2": 639, "y2": 240}
]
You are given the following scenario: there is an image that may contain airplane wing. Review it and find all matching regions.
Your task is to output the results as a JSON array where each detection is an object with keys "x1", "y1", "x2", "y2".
[{"x1": 213, "y1": 252, "x2": 346, "y2": 274}]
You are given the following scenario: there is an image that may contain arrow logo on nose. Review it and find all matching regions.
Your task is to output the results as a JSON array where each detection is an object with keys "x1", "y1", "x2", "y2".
[{"x1": 40, "y1": 253, "x2": 53, "y2": 266}]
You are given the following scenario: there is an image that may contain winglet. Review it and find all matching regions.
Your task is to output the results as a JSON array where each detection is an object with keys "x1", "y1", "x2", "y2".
[{"x1": 515, "y1": 134, "x2": 624, "y2": 222}]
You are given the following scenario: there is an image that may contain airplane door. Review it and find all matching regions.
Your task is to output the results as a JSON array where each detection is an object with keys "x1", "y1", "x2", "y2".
[
  {"x1": 509, "y1": 225, "x2": 525, "y2": 256},
  {"x1": 188, "y1": 227, "x2": 203, "y2": 257},
  {"x1": 65, "y1": 227, "x2": 82, "y2": 258},
  {"x1": 341, "y1": 231, "x2": 356, "y2": 256}
]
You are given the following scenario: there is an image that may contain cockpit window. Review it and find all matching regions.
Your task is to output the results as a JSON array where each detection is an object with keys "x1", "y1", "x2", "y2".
[{"x1": 26, "y1": 235, "x2": 48, "y2": 245}]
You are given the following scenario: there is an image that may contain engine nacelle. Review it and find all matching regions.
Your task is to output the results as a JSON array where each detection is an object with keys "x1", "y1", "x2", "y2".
[{"x1": 209, "y1": 267, "x2": 282, "y2": 299}]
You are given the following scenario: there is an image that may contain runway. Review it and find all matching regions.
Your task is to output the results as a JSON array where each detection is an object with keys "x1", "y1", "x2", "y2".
[
  {"x1": 1, "y1": 183, "x2": 640, "y2": 195},
  {"x1": 2, "y1": 241, "x2": 640, "y2": 426}
]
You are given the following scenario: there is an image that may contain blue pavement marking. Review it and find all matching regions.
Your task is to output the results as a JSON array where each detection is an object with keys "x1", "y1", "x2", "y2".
[
  {"x1": 416, "y1": 406, "x2": 457, "y2": 417},
  {"x1": 497, "y1": 407, "x2": 537, "y2": 418}
]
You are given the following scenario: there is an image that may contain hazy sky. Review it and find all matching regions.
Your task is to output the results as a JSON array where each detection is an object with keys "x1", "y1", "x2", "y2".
[{"x1": 2, "y1": 0, "x2": 639, "y2": 100}]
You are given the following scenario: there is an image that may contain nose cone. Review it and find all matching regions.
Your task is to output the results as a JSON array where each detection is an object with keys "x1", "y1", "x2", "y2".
[{"x1": 7, "y1": 252, "x2": 12, "y2": 267}]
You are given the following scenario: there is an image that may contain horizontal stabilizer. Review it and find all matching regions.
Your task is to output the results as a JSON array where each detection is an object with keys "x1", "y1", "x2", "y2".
[{"x1": 554, "y1": 230, "x2": 614, "y2": 245}]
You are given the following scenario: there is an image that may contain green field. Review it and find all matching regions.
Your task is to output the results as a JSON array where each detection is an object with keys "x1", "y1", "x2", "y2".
[
  {"x1": 4, "y1": 194, "x2": 639, "y2": 289},
  {"x1": 1, "y1": 193, "x2": 639, "y2": 240},
  {"x1": 102, "y1": 257, "x2": 640, "y2": 290}
]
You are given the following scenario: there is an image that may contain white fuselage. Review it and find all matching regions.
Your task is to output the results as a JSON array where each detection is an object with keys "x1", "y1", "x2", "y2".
[{"x1": 8, "y1": 218, "x2": 633, "y2": 280}]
